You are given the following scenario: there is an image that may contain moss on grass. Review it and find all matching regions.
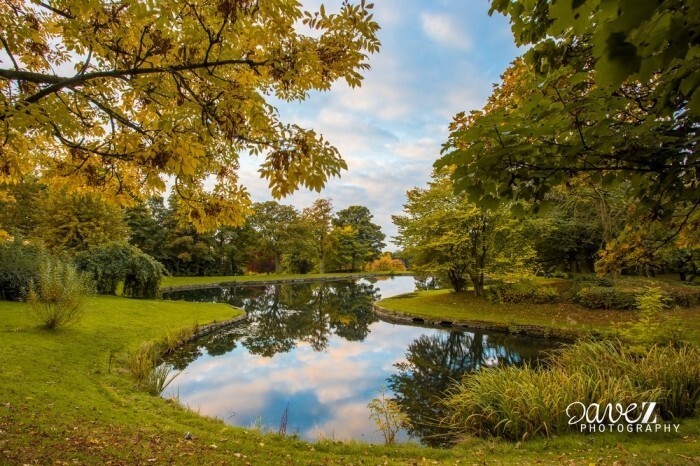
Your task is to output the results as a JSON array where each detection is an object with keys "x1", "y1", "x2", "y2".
[{"x1": 0, "y1": 294, "x2": 698, "y2": 464}]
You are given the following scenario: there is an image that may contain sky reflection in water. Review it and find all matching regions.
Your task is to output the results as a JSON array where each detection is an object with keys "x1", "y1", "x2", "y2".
[{"x1": 163, "y1": 277, "x2": 558, "y2": 444}]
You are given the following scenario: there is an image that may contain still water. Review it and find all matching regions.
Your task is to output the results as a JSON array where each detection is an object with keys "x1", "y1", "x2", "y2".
[{"x1": 162, "y1": 276, "x2": 558, "y2": 445}]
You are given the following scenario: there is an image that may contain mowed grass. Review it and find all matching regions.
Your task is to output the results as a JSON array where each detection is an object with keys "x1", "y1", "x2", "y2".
[
  {"x1": 161, "y1": 271, "x2": 411, "y2": 288},
  {"x1": 0, "y1": 295, "x2": 697, "y2": 464},
  {"x1": 377, "y1": 289, "x2": 700, "y2": 345}
]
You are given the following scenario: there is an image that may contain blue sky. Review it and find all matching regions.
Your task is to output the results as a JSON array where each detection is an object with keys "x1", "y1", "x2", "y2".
[{"x1": 240, "y1": 1, "x2": 521, "y2": 248}]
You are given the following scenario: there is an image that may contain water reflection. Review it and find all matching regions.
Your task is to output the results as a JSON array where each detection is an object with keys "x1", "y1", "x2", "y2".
[
  {"x1": 163, "y1": 277, "x2": 559, "y2": 444},
  {"x1": 389, "y1": 332, "x2": 555, "y2": 446},
  {"x1": 167, "y1": 280, "x2": 379, "y2": 368}
]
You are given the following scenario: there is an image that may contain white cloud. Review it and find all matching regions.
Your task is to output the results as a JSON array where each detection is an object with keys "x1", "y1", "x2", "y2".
[{"x1": 420, "y1": 11, "x2": 472, "y2": 50}]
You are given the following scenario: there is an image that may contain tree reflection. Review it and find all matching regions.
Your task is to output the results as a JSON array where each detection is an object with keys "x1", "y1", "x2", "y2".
[
  {"x1": 164, "y1": 280, "x2": 379, "y2": 364},
  {"x1": 388, "y1": 331, "x2": 548, "y2": 446}
]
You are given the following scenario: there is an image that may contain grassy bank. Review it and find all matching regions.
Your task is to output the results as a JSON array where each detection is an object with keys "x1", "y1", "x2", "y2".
[
  {"x1": 1, "y1": 295, "x2": 698, "y2": 464},
  {"x1": 376, "y1": 289, "x2": 700, "y2": 345},
  {"x1": 161, "y1": 271, "x2": 411, "y2": 289}
]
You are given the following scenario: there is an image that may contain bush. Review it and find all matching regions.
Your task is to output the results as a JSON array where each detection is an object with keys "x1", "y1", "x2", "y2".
[
  {"x1": 574, "y1": 286, "x2": 639, "y2": 309},
  {"x1": 123, "y1": 252, "x2": 166, "y2": 299},
  {"x1": 0, "y1": 239, "x2": 44, "y2": 301},
  {"x1": 366, "y1": 253, "x2": 407, "y2": 273},
  {"x1": 27, "y1": 257, "x2": 94, "y2": 330},
  {"x1": 442, "y1": 341, "x2": 700, "y2": 440},
  {"x1": 573, "y1": 279, "x2": 700, "y2": 310},
  {"x1": 75, "y1": 242, "x2": 133, "y2": 294},
  {"x1": 571, "y1": 274, "x2": 613, "y2": 287},
  {"x1": 75, "y1": 242, "x2": 166, "y2": 298},
  {"x1": 485, "y1": 278, "x2": 559, "y2": 304}
]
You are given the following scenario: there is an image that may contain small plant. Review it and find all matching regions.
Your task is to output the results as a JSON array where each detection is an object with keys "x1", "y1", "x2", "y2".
[
  {"x1": 27, "y1": 257, "x2": 94, "y2": 330},
  {"x1": 368, "y1": 385, "x2": 410, "y2": 445},
  {"x1": 125, "y1": 341, "x2": 180, "y2": 395},
  {"x1": 620, "y1": 287, "x2": 682, "y2": 347},
  {"x1": 126, "y1": 342, "x2": 158, "y2": 382},
  {"x1": 162, "y1": 324, "x2": 198, "y2": 354},
  {"x1": 146, "y1": 363, "x2": 180, "y2": 396}
]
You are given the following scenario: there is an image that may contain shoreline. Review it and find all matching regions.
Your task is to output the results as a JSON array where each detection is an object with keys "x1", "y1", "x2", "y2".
[
  {"x1": 372, "y1": 302, "x2": 582, "y2": 342},
  {"x1": 160, "y1": 272, "x2": 410, "y2": 292}
]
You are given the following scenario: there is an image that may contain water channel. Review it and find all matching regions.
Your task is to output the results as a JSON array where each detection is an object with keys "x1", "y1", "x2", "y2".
[{"x1": 162, "y1": 276, "x2": 560, "y2": 445}]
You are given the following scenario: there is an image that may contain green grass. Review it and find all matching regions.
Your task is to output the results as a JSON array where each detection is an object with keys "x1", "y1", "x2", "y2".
[
  {"x1": 0, "y1": 295, "x2": 698, "y2": 464},
  {"x1": 161, "y1": 271, "x2": 411, "y2": 288},
  {"x1": 377, "y1": 289, "x2": 700, "y2": 344}
]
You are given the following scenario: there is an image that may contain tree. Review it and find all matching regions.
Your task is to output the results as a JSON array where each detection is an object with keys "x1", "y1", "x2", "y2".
[
  {"x1": 303, "y1": 198, "x2": 335, "y2": 273},
  {"x1": 249, "y1": 201, "x2": 299, "y2": 273},
  {"x1": 393, "y1": 170, "x2": 531, "y2": 295},
  {"x1": 124, "y1": 198, "x2": 168, "y2": 263},
  {"x1": 212, "y1": 224, "x2": 256, "y2": 276},
  {"x1": 333, "y1": 205, "x2": 385, "y2": 271},
  {"x1": 490, "y1": 0, "x2": 700, "y2": 108},
  {"x1": 0, "y1": 0, "x2": 380, "y2": 230},
  {"x1": 436, "y1": 49, "x2": 700, "y2": 270},
  {"x1": 0, "y1": 178, "x2": 46, "y2": 239},
  {"x1": 37, "y1": 189, "x2": 128, "y2": 253}
]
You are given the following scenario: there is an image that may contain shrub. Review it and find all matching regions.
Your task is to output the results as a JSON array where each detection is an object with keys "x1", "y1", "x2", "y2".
[
  {"x1": 485, "y1": 278, "x2": 559, "y2": 304},
  {"x1": 442, "y1": 341, "x2": 700, "y2": 440},
  {"x1": 574, "y1": 280, "x2": 700, "y2": 310},
  {"x1": 27, "y1": 257, "x2": 94, "y2": 330},
  {"x1": 0, "y1": 239, "x2": 44, "y2": 301},
  {"x1": 368, "y1": 385, "x2": 411, "y2": 445},
  {"x1": 573, "y1": 286, "x2": 640, "y2": 309},
  {"x1": 123, "y1": 252, "x2": 166, "y2": 299},
  {"x1": 75, "y1": 242, "x2": 132, "y2": 294},
  {"x1": 125, "y1": 341, "x2": 180, "y2": 395},
  {"x1": 76, "y1": 242, "x2": 166, "y2": 298},
  {"x1": 366, "y1": 253, "x2": 407, "y2": 273},
  {"x1": 571, "y1": 274, "x2": 613, "y2": 287}
]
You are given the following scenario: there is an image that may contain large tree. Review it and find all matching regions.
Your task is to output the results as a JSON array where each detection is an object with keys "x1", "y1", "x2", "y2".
[
  {"x1": 249, "y1": 201, "x2": 300, "y2": 273},
  {"x1": 36, "y1": 189, "x2": 128, "y2": 253},
  {"x1": 0, "y1": 0, "x2": 380, "y2": 231},
  {"x1": 303, "y1": 198, "x2": 334, "y2": 274},
  {"x1": 332, "y1": 205, "x2": 385, "y2": 271},
  {"x1": 393, "y1": 170, "x2": 530, "y2": 295},
  {"x1": 437, "y1": 2, "x2": 700, "y2": 270}
]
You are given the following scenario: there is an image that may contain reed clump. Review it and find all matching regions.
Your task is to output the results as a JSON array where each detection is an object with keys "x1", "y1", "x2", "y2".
[{"x1": 442, "y1": 340, "x2": 700, "y2": 441}]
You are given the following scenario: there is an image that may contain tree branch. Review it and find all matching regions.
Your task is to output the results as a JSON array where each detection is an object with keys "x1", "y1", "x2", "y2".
[
  {"x1": 0, "y1": 37, "x2": 19, "y2": 71},
  {"x1": 0, "y1": 57, "x2": 271, "y2": 106}
]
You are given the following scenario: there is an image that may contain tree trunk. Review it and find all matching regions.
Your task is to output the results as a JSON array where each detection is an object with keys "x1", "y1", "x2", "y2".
[
  {"x1": 274, "y1": 251, "x2": 281, "y2": 274},
  {"x1": 447, "y1": 270, "x2": 466, "y2": 292},
  {"x1": 469, "y1": 274, "x2": 484, "y2": 297}
]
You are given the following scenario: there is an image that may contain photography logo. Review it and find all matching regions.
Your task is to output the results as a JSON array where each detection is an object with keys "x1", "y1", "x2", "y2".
[{"x1": 566, "y1": 402, "x2": 680, "y2": 433}]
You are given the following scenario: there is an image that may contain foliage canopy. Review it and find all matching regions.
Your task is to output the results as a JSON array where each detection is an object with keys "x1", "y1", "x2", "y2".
[
  {"x1": 437, "y1": 1, "x2": 700, "y2": 268},
  {"x1": 0, "y1": 0, "x2": 379, "y2": 230}
]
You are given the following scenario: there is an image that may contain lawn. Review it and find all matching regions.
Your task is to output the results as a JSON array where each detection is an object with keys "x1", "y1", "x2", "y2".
[
  {"x1": 0, "y1": 294, "x2": 698, "y2": 464},
  {"x1": 377, "y1": 289, "x2": 700, "y2": 345}
]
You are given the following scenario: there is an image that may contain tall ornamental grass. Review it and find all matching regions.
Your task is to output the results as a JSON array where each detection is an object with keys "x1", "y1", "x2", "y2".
[
  {"x1": 27, "y1": 257, "x2": 94, "y2": 330},
  {"x1": 442, "y1": 340, "x2": 700, "y2": 441}
]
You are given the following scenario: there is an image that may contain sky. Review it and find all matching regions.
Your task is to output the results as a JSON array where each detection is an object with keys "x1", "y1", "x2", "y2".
[{"x1": 238, "y1": 0, "x2": 521, "y2": 249}]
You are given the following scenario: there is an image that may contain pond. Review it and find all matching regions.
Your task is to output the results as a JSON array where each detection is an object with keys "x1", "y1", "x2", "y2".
[{"x1": 162, "y1": 276, "x2": 560, "y2": 446}]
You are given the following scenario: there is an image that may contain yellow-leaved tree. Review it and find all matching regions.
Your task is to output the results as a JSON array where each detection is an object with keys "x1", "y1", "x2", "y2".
[{"x1": 0, "y1": 0, "x2": 380, "y2": 230}]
